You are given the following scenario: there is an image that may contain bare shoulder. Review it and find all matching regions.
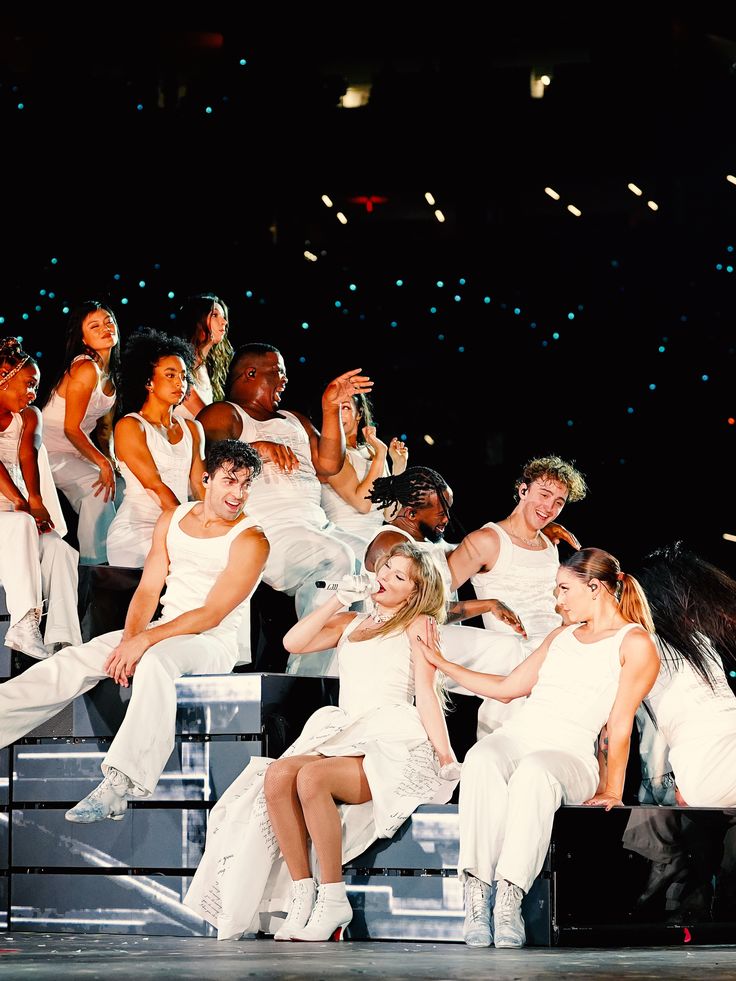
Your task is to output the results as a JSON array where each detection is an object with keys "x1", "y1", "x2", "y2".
[
  {"x1": 67, "y1": 358, "x2": 98, "y2": 385},
  {"x1": 115, "y1": 415, "x2": 145, "y2": 436},
  {"x1": 232, "y1": 522, "x2": 270, "y2": 555},
  {"x1": 196, "y1": 401, "x2": 239, "y2": 426},
  {"x1": 621, "y1": 626, "x2": 659, "y2": 662},
  {"x1": 20, "y1": 405, "x2": 42, "y2": 429}
]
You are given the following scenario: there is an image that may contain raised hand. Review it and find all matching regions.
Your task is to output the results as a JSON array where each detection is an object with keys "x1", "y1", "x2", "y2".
[
  {"x1": 543, "y1": 521, "x2": 580, "y2": 550},
  {"x1": 388, "y1": 437, "x2": 408, "y2": 473},
  {"x1": 335, "y1": 572, "x2": 379, "y2": 606},
  {"x1": 362, "y1": 426, "x2": 388, "y2": 455},
  {"x1": 322, "y1": 368, "x2": 373, "y2": 408},
  {"x1": 486, "y1": 599, "x2": 526, "y2": 636}
]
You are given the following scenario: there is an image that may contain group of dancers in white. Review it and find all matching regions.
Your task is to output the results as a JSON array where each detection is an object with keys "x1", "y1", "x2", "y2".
[{"x1": 1, "y1": 298, "x2": 735, "y2": 950}]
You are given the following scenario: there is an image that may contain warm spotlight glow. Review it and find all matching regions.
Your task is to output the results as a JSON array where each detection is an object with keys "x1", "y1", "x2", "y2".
[
  {"x1": 423, "y1": 434, "x2": 435, "y2": 445},
  {"x1": 321, "y1": 195, "x2": 333, "y2": 208},
  {"x1": 425, "y1": 192, "x2": 436, "y2": 206},
  {"x1": 303, "y1": 250, "x2": 318, "y2": 262},
  {"x1": 647, "y1": 200, "x2": 659, "y2": 211},
  {"x1": 540, "y1": 74, "x2": 552, "y2": 86},
  {"x1": 727, "y1": 175, "x2": 736, "y2": 185},
  {"x1": 723, "y1": 533, "x2": 736, "y2": 543},
  {"x1": 627, "y1": 183, "x2": 643, "y2": 196},
  {"x1": 544, "y1": 187, "x2": 560, "y2": 200},
  {"x1": 567, "y1": 204, "x2": 582, "y2": 217},
  {"x1": 434, "y1": 209, "x2": 446, "y2": 223},
  {"x1": 336, "y1": 212, "x2": 348, "y2": 225},
  {"x1": 340, "y1": 84, "x2": 372, "y2": 109}
]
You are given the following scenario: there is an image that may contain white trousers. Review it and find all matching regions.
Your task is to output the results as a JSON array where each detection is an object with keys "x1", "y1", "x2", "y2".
[
  {"x1": 0, "y1": 510, "x2": 42, "y2": 628},
  {"x1": 458, "y1": 730, "x2": 598, "y2": 893},
  {"x1": 0, "y1": 628, "x2": 235, "y2": 796},
  {"x1": 47, "y1": 452, "x2": 120, "y2": 565},
  {"x1": 260, "y1": 521, "x2": 359, "y2": 677}
]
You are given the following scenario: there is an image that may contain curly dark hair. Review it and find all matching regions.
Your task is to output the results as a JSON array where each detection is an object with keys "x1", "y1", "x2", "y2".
[
  {"x1": 119, "y1": 327, "x2": 196, "y2": 413},
  {"x1": 514, "y1": 455, "x2": 588, "y2": 503},
  {"x1": 205, "y1": 438, "x2": 263, "y2": 481},
  {"x1": 368, "y1": 466, "x2": 450, "y2": 518},
  {"x1": 0, "y1": 336, "x2": 38, "y2": 373}
]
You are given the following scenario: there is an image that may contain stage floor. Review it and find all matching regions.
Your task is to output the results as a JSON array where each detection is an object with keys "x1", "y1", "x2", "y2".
[{"x1": 1, "y1": 934, "x2": 735, "y2": 979}]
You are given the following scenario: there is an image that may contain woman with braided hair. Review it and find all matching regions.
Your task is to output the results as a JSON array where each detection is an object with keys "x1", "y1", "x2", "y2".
[{"x1": 0, "y1": 337, "x2": 82, "y2": 658}]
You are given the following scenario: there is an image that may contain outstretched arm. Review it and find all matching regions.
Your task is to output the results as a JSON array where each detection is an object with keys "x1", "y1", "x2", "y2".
[
  {"x1": 409, "y1": 618, "x2": 456, "y2": 769},
  {"x1": 584, "y1": 629, "x2": 661, "y2": 810},
  {"x1": 326, "y1": 428, "x2": 387, "y2": 513}
]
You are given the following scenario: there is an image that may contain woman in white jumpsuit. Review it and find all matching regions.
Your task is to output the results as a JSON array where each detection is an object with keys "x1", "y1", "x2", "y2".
[{"x1": 418, "y1": 546, "x2": 660, "y2": 949}]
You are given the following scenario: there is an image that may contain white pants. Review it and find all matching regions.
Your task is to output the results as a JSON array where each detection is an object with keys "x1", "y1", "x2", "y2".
[
  {"x1": 441, "y1": 624, "x2": 527, "y2": 739},
  {"x1": 0, "y1": 628, "x2": 235, "y2": 796},
  {"x1": 0, "y1": 510, "x2": 42, "y2": 628},
  {"x1": 47, "y1": 452, "x2": 121, "y2": 565},
  {"x1": 458, "y1": 730, "x2": 598, "y2": 893},
  {"x1": 39, "y1": 531, "x2": 83, "y2": 647},
  {"x1": 260, "y1": 521, "x2": 360, "y2": 677}
]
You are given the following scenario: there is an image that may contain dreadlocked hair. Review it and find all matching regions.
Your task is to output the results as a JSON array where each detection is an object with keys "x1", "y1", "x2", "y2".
[{"x1": 368, "y1": 466, "x2": 450, "y2": 520}]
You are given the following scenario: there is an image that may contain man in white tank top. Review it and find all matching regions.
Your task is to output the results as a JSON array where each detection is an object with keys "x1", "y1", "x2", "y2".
[
  {"x1": 197, "y1": 344, "x2": 374, "y2": 676},
  {"x1": 0, "y1": 440, "x2": 269, "y2": 823}
]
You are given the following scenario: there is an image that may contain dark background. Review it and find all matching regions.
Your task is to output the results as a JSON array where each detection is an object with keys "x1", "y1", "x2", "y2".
[{"x1": 2, "y1": 11, "x2": 736, "y2": 576}]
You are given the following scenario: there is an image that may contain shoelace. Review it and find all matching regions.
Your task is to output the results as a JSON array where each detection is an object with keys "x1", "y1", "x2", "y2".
[
  {"x1": 495, "y1": 885, "x2": 520, "y2": 918},
  {"x1": 467, "y1": 883, "x2": 490, "y2": 923}
]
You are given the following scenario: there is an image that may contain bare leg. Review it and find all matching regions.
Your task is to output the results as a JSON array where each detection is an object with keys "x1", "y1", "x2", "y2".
[
  {"x1": 263, "y1": 755, "x2": 320, "y2": 880},
  {"x1": 296, "y1": 756, "x2": 372, "y2": 883}
]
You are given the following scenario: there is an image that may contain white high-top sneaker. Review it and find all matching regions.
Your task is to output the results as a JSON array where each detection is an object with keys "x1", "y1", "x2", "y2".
[
  {"x1": 65, "y1": 767, "x2": 132, "y2": 823},
  {"x1": 274, "y1": 878, "x2": 317, "y2": 940},
  {"x1": 290, "y1": 882, "x2": 353, "y2": 942},
  {"x1": 5, "y1": 608, "x2": 49, "y2": 660},
  {"x1": 463, "y1": 874, "x2": 495, "y2": 947},
  {"x1": 493, "y1": 878, "x2": 526, "y2": 948}
]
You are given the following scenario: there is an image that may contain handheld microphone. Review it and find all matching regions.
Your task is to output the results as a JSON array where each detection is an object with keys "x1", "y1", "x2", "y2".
[{"x1": 315, "y1": 573, "x2": 380, "y2": 594}]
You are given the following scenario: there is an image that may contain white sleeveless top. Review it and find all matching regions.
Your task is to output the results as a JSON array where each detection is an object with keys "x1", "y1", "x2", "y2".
[
  {"x1": 158, "y1": 501, "x2": 262, "y2": 655},
  {"x1": 174, "y1": 364, "x2": 213, "y2": 423},
  {"x1": 0, "y1": 410, "x2": 67, "y2": 534},
  {"x1": 336, "y1": 614, "x2": 415, "y2": 717},
  {"x1": 503, "y1": 622, "x2": 638, "y2": 758},
  {"x1": 231, "y1": 402, "x2": 325, "y2": 527},
  {"x1": 321, "y1": 445, "x2": 390, "y2": 543},
  {"x1": 42, "y1": 355, "x2": 116, "y2": 456},
  {"x1": 116, "y1": 413, "x2": 193, "y2": 520},
  {"x1": 470, "y1": 521, "x2": 560, "y2": 648}
]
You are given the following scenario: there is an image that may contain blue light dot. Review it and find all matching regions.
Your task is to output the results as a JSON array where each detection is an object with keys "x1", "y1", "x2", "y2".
[
  {"x1": 48, "y1": 291, "x2": 55, "y2": 300},
  {"x1": 658, "y1": 345, "x2": 666, "y2": 353},
  {"x1": 390, "y1": 321, "x2": 398, "y2": 328},
  {"x1": 334, "y1": 301, "x2": 342, "y2": 308},
  {"x1": 39, "y1": 289, "x2": 46, "y2": 296},
  {"x1": 530, "y1": 321, "x2": 537, "y2": 329},
  {"x1": 299, "y1": 356, "x2": 306, "y2": 363},
  {"x1": 153, "y1": 263, "x2": 160, "y2": 270},
  {"x1": 627, "y1": 407, "x2": 634, "y2": 414},
  {"x1": 21, "y1": 313, "x2": 29, "y2": 321},
  {"x1": 483, "y1": 296, "x2": 491, "y2": 304},
  {"x1": 113, "y1": 273, "x2": 121, "y2": 281},
  {"x1": 121, "y1": 297, "x2": 129, "y2": 305},
  {"x1": 0, "y1": 317, "x2": 4, "y2": 325},
  {"x1": 400, "y1": 433, "x2": 407, "y2": 441},
  {"x1": 17, "y1": 103, "x2": 24, "y2": 110},
  {"x1": 36, "y1": 351, "x2": 42, "y2": 358},
  {"x1": 205, "y1": 106, "x2": 213, "y2": 114},
  {"x1": 513, "y1": 307, "x2": 521, "y2": 315},
  {"x1": 395, "y1": 279, "x2": 403, "y2": 287},
  {"x1": 567, "y1": 312, "x2": 575, "y2": 320},
  {"x1": 649, "y1": 383, "x2": 657, "y2": 390},
  {"x1": 16, "y1": 335, "x2": 22, "y2": 341},
  {"x1": 429, "y1": 306, "x2": 437, "y2": 314},
  {"x1": 136, "y1": 103, "x2": 143, "y2": 111},
  {"x1": 167, "y1": 291, "x2": 175, "y2": 299},
  {"x1": 342, "y1": 308, "x2": 349, "y2": 315},
  {"x1": 436, "y1": 280, "x2": 444, "y2": 288},
  {"x1": 239, "y1": 58, "x2": 247, "y2": 66},
  {"x1": 567, "y1": 420, "x2": 574, "y2": 427},
  {"x1": 458, "y1": 278, "x2": 466, "y2": 286},
  {"x1": 34, "y1": 305, "x2": 41, "y2": 312},
  {"x1": 577, "y1": 304, "x2": 584, "y2": 311},
  {"x1": 169, "y1": 313, "x2": 176, "y2": 320},
  {"x1": 716, "y1": 263, "x2": 723, "y2": 271},
  {"x1": 730, "y1": 670, "x2": 736, "y2": 678},
  {"x1": 728, "y1": 266, "x2": 734, "y2": 274},
  {"x1": 680, "y1": 315, "x2": 688, "y2": 323},
  {"x1": 542, "y1": 340, "x2": 548, "y2": 347},
  {"x1": 438, "y1": 334, "x2": 445, "y2": 341},
  {"x1": 245, "y1": 290, "x2": 253, "y2": 298},
  {"x1": 728, "y1": 246, "x2": 734, "y2": 253},
  {"x1": 454, "y1": 295, "x2": 461, "y2": 302},
  {"x1": 458, "y1": 346, "x2": 465, "y2": 353},
  {"x1": 552, "y1": 332, "x2": 560, "y2": 340},
  {"x1": 62, "y1": 306, "x2": 69, "y2": 314},
  {"x1": 702, "y1": 374, "x2": 709, "y2": 381},
  {"x1": 611, "y1": 259, "x2": 620, "y2": 268},
  {"x1": 138, "y1": 280, "x2": 146, "y2": 288},
  {"x1": 301, "y1": 322, "x2": 309, "y2": 330},
  {"x1": 50, "y1": 258, "x2": 58, "y2": 265},
  {"x1": 348, "y1": 284, "x2": 357, "y2": 292}
]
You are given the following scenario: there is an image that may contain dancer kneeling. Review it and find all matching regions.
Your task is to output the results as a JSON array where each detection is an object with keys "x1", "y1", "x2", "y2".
[
  {"x1": 184, "y1": 542, "x2": 460, "y2": 942},
  {"x1": 417, "y1": 547, "x2": 660, "y2": 949}
]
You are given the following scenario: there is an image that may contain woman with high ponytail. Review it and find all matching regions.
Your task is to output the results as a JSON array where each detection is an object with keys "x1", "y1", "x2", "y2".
[{"x1": 418, "y1": 546, "x2": 660, "y2": 950}]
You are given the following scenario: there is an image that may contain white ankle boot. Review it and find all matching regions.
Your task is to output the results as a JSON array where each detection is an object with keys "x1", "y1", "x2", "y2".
[
  {"x1": 273, "y1": 877, "x2": 317, "y2": 940},
  {"x1": 65, "y1": 767, "x2": 132, "y2": 823},
  {"x1": 5, "y1": 608, "x2": 48, "y2": 660},
  {"x1": 290, "y1": 882, "x2": 353, "y2": 942}
]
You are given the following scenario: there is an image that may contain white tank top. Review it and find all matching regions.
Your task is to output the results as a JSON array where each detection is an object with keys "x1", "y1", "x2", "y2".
[
  {"x1": 646, "y1": 637, "x2": 736, "y2": 752},
  {"x1": 470, "y1": 521, "x2": 560, "y2": 648},
  {"x1": 116, "y1": 413, "x2": 193, "y2": 519},
  {"x1": 0, "y1": 410, "x2": 67, "y2": 534},
  {"x1": 337, "y1": 614, "x2": 415, "y2": 716},
  {"x1": 42, "y1": 355, "x2": 116, "y2": 456},
  {"x1": 174, "y1": 364, "x2": 213, "y2": 423},
  {"x1": 503, "y1": 622, "x2": 639, "y2": 757},
  {"x1": 231, "y1": 402, "x2": 325, "y2": 527},
  {"x1": 321, "y1": 445, "x2": 389, "y2": 542},
  {"x1": 159, "y1": 501, "x2": 262, "y2": 653}
]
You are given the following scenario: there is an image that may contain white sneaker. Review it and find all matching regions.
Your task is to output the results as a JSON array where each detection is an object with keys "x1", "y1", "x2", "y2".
[
  {"x1": 493, "y1": 878, "x2": 526, "y2": 948},
  {"x1": 65, "y1": 767, "x2": 132, "y2": 823},
  {"x1": 274, "y1": 877, "x2": 317, "y2": 940},
  {"x1": 463, "y1": 875, "x2": 495, "y2": 947},
  {"x1": 5, "y1": 608, "x2": 49, "y2": 660}
]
